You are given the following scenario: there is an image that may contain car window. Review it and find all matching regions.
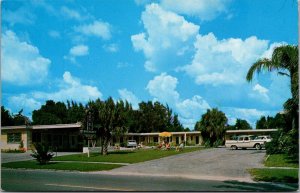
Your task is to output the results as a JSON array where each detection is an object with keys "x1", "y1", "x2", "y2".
[
  {"x1": 244, "y1": 137, "x2": 249, "y2": 141},
  {"x1": 238, "y1": 137, "x2": 243, "y2": 141}
]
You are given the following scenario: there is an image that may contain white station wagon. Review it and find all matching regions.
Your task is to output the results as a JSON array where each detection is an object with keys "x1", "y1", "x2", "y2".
[{"x1": 225, "y1": 135, "x2": 272, "y2": 150}]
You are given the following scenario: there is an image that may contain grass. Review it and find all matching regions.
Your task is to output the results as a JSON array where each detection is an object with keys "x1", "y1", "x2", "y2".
[
  {"x1": 248, "y1": 168, "x2": 298, "y2": 183},
  {"x1": 248, "y1": 154, "x2": 299, "y2": 183},
  {"x1": 2, "y1": 161, "x2": 122, "y2": 171},
  {"x1": 52, "y1": 147, "x2": 203, "y2": 164},
  {"x1": 265, "y1": 154, "x2": 299, "y2": 168}
]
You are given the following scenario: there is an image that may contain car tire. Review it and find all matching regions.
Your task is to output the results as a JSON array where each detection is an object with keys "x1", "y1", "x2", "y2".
[
  {"x1": 231, "y1": 145, "x2": 238, "y2": 150},
  {"x1": 255, "y1": 143, "x2": 261, "y2": 150}
]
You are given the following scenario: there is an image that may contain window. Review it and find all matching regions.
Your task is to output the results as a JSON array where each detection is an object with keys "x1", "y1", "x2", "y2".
[
  {"x1": 244, "y1": 137, "x2": 249, "y2": 141},
  {"x1": 191, "y1": 136, "x2": 193, "y2": 141},
  {"x1": 153, "y1": 137, "x2": 158, "y2": 142},
  {"x1": 7, "y1": 133, "x2": 21, "y2": 143}
]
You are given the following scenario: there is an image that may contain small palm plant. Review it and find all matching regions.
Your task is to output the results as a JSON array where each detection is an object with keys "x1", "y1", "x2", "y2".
[{"x1": 31, "y1": 143, "x2": 54, "y2": 165}]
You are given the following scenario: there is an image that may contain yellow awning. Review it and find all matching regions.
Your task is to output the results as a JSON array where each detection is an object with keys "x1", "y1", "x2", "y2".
[{"x1": 159, "y1": 132, "x2": 172, "y2": 137}]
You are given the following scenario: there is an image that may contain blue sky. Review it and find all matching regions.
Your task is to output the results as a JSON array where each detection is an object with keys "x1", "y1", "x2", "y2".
[{"x1": 2, "y1": 0, "x2": 298, "y2": 129}]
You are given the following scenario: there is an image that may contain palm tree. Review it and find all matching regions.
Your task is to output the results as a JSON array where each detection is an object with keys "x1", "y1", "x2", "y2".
[{"x1": 246, "y1": 45, "x2": 298, "y2": 129}]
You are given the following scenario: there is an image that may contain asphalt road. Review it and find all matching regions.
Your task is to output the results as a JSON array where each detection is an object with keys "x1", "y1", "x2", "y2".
[
  {"x1": 103, "y1": 147, "x2": 267, "y2": 182},
  {"x1": 1, "y1": 168, "x2": 297, "y2": 191}
]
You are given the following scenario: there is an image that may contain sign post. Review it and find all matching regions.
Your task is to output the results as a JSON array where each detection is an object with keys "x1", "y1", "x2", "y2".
[{"x1": 80, "y1": 109, "x2": 97, "y2": 157}]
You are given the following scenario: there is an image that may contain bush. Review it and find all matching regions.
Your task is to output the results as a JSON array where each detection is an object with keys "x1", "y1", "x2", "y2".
[
  {"x1": 266, "y1": 129, "x2": 299, "y2": 161},
  {"x1": 31, "y1": 143, "x2": 54, "y2": 165}
]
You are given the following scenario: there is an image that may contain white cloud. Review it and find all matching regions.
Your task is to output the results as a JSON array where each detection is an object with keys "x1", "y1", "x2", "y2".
[
  {"x1": 180, "y1": 33, "x2": 270, "y2": 85},
  {"x1": 33, "y1": 71, "x2": 102, "y2": 102},
  {"x1": 75, "y1": 20, "x2": 111, "y2": 40},
  {"x1": 250, "y1": 83, "x2": 270, "y2": 102},
  {"x1": 61, "y1": 6, "x2": 82, "y2": 20},
  {"x1": 160, "y1": 0, "x2": 231, "y2": 21},
  {"x1": 103, "y1": 43, "x2": 119, "y2": 53},
  {"x1": 253, "y1": 84, "x2": 268, "y2": 94},
  {"x1": 7, "y1": 94, "x2": 42, "y2": 115},
  {"x1": 146, "y1": 73, "x2": 210, "y2": 129},
  {"x1": 131, "y1": 3, "x2": 199, "y2": 72},
  {"x1": 64, "y1": 44, "x2": 89, "y2": 63},
  {"x1": 176, "y1": 95, "x2": 210, "y2": 118},
  {"x1": 118, "y1": 89, "x2": 140, "y2": 109},
  {"x1": 146, "y1": 73, "x2": 180, "y2": 104},
  {"x1": 1, "y1": 30, "x2": 51, "y2": 85},
  {"x1": 69, "y1": 45, "x2": 89, "y2": 56}
]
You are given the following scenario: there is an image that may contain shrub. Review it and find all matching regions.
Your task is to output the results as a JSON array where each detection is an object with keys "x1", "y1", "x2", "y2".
[{"x1": 31, "y1": 143, "x2": 54, "y2": 165}]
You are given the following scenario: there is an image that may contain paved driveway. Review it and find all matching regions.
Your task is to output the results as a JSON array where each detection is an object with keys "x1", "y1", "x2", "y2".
[{"x1": 98, "y1": 148, "x2": 266, "y2": 182}]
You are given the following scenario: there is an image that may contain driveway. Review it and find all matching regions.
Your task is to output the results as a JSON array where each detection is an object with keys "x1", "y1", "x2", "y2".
[{"x1": 97, "y1": 148, "x2": 266, "y2": 182}]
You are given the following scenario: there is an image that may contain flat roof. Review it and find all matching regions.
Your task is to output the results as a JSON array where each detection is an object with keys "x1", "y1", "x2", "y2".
[
  {"x1": 226, "y1": 129, "x2": 278, "y2": 134},
  {"x1": 126, "y1": 131, "x2": 200, "y2": 136},
  {"x1": 2, "y1": 123, "x2": 81, "y2": 130},
  {"x1": 1, "y1": 123, "x2": 200, "y2": 135}
]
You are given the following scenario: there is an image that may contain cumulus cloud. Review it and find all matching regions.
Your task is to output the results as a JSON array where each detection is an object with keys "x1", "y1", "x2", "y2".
[
  {"x1": 146, "y1": 73, "x2": 210, "y2": 129},
  {"x1": 33, "y1": 71, "x2": 102, "y2": 102},
  {"x1": 1, "y1": 30, "x2": 51, "y2": 85},
  {"x1": 146, "y1": 73, "x2": 180, "y2": 104},
  {"x1": 7, "y1": 94, "x2": 42, "y2": 115},
  {"x1": 131, "y1": 3, "x2": 199, "y2": 72},
  {"x1": 75, "y1": 20, "x2": 111, "y2": 40},
  {"x1": 176, "y1": 95, "x2": 210, "y2": 118},
  {"x1": 180, "y1": 33, "x2": 270, "y2": 85},
  {"x1": 160, "y1": 0, "x2": 231, "y2": 21},
  {"x1": 118, "y1": 89, "x2": 140, "y2": 109}
]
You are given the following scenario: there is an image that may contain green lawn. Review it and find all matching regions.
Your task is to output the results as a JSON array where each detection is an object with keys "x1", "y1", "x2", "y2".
[
  {"x1": 53, "y1": 147, "x2": 203, "y2": 163},
  {"x1": 248, "y1": 154, "x2": 299, "y2": 183},
  {"x1": 265, "y1": 154, "x2": 299, "y2": 168},
  {"x1": 248, "y1": 168, "x2": 298, "y2": 183},
  {"x1": 2, "y1": 161, "x2": 122, "y2": 171}
]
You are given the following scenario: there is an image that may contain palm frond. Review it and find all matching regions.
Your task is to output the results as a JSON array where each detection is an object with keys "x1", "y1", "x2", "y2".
[{"x1": 246, "y1": 58, "x2": 275, "y2": 82}]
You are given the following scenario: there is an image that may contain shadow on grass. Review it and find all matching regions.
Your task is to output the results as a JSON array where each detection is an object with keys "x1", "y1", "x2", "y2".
[
  {"x1": 88, "y1": 151, "x2": 136, "y2": 156},
  {"x1": 214, "y1": 180, "x2": 298, "y2": 192}
]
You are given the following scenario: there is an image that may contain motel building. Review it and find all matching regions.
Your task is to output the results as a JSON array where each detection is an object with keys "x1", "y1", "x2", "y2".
[
  {"x1": 1, "y1": 123, "x2": 203, "y2": 152},
  {"x1": 1, "y1": 123, "x2": 277, "y2": 152}
]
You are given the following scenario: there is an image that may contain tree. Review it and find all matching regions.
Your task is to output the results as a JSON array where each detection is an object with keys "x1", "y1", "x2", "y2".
[
  {"x1": 195, "y1": 108, "x2": 228, "y2": 147},
  {"x1": 87, "y1": 97, "x2": 128, "y2": 155},
  {"x1": 246, "y1": 45, "x2": 298, "y2": 130},
  {"x1": 235, "y1": 119, "x2": 252, "y2": 130},
  {"x1": 246, "y1": 45, "x2": 298, "y2": 159},
  {"x1": 1, "y1": 106, "x2": 13, "y2": 126}
]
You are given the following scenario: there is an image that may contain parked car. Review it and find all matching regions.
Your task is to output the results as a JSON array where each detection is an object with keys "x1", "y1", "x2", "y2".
[
  {"x1": 127, "y1": 140, "x2": 137, "y2": 148},
  {"x1": 225, "y1": 135, "x2": 271, "y2": 150},
  {"x1": 254, "y1": 135, "x2": 272, "y2": 143}
]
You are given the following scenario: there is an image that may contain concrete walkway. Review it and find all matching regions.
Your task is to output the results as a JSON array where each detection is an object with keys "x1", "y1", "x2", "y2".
[{"x1": 94, "y1": 148, "x2": 266, "y2": 182}]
